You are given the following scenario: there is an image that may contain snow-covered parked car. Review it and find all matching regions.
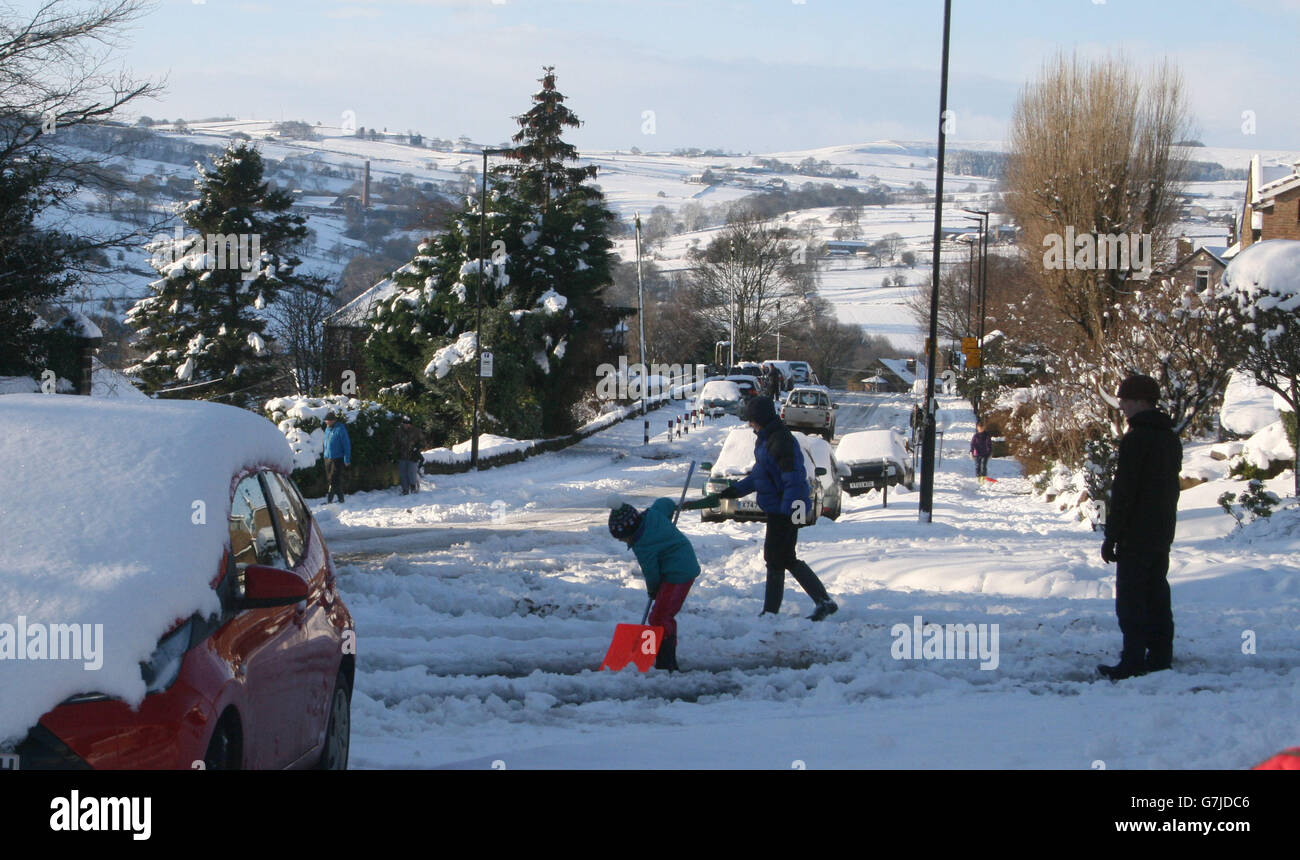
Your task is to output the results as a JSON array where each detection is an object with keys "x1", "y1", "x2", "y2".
[
  {"x1": 0, "y1": 395, "x2": 354, "y2": 770},
  {"x1": 695, "y1": 379, "x2": 744, "y2": 417},
  {"x1": 802, "y1": 433, "x2": 846, "y2": 520},
  {"x1": 698, "y1": 425, "x2": 826, "y2": 523},
  {"x1": 836, "y1": 429, "x2": 915, "y2": 497}
]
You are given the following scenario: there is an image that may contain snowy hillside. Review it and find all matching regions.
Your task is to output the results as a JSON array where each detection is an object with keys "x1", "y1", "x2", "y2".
[{"x1": 51, "y1": 120, "x2": 1298, "y2": 355}]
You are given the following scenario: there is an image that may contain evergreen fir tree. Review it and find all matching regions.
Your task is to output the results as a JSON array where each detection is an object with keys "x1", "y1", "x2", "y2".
[
  {"x1": 500, "y1": 65, "x2": 599, "y2": 211},
  {"x1": 126, "y1": 143, "x2": 307, "y2": 404},
  {"x1": 363, "y1": 67, "x2": 616, "y2": 441}
]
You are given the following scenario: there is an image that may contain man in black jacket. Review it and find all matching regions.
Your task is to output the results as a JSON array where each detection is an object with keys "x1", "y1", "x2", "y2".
[{"x1": 1098, "y1": 374, "x2": 1183, "y2": 681}]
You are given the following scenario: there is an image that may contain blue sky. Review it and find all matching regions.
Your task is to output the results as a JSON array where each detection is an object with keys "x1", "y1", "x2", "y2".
[{"x1": 43, "y1": 0, "x2": 1300, "y2": 152}]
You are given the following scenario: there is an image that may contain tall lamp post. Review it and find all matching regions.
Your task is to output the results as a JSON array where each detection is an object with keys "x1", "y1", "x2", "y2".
[
  {"x1": 919, "y1": 0, "x2": 953, "y2": 523},
  {"x1": 471, "y1": 146, "x2": 512, "y2": 470},
  {"x1": 961, "y1": 208, "x2": 990, "y2": 414}
]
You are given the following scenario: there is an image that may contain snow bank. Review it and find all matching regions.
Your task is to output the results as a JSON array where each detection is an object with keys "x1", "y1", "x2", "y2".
[
  {"x1": 1238, "y1": 420, "x2": 1295, "y2": 470},
  {"x1": 0, "y1": 395, "x2": 293, "y2": 743},
  {"x1": 1220, "y1": 371, "x2": 1279, "y2": 436}
]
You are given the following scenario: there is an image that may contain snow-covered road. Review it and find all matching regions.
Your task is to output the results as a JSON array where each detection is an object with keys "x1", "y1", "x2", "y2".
[{"x1": 310, "y1": 393, "x2": 1300, "y2": 769}]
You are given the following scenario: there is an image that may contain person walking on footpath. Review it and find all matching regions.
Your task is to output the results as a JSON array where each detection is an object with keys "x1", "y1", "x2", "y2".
[
  {"x1": 1098, "y1": 374, "x2": 1182, "y2": 681},
  {"x1": 323, "y1": 410, "x2": 352, "y2": 504},
  {"x1": 970, "y1": 420, "x2": 993, "y2": 485},
  {"x1": 692, "y1": 395, "x2": 837, "y2": 620},
  {"x1": 608, "y1": 498, "x2": 701, "y2": 671},
  {"x1": 392, "y1": 416, "x2": 423, "y2": 495}
]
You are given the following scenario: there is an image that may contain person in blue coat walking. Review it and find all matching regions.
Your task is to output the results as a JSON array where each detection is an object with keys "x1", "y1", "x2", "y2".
[
  {"x1": 322, "y1": 411, "x2": 352, "y2": 503},
  {"x1": 609, "y1": 497, "x2": 701, "y2": 671},
  {"x1": 691, "y1": 396, "x2": 837, "y2": 620}
]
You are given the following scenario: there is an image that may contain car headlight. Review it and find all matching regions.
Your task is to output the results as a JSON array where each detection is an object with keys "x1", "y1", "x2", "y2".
[{"x1": 140, "y1": 618, "x2": 194, "y2": 694}]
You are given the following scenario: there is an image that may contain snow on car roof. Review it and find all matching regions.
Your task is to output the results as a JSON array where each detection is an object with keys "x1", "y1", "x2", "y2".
[
  {"x1": 836, "y1": 429, "x2": 907, "y2": 463},
  {"x1": 709, "y1": 425, "x2": 818, "y2": 479},
  {"x1": 0, "y1": 395, "x2": 294, "y2": 743},
  {"x1": 697, "y1": 380, "x2": 742, "y2": 401}
]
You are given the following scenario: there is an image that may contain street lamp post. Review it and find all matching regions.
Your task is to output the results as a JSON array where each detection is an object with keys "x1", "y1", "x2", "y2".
[
  {"x1": 960, "y1": 209, "x2": 989, "y2": 412},
  {"x1": 919, "y1": 0, "x2": 953, "y2": 523},
  {"x1": 472, "y1": 146, "x2": 511, "y2": 470},
  {"x1": 775, "y1": 299, "x2": 781, "y2": 360}
]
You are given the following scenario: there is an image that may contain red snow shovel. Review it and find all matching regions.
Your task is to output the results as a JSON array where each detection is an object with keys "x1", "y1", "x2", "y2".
[{"x1": 600, "y1": 460, "x2": 695, "y2": 672}]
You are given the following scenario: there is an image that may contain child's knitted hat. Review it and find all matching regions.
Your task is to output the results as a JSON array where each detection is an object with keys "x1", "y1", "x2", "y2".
[{"x1": 608, "y1": 503, "x2": 642, "y2": 542}]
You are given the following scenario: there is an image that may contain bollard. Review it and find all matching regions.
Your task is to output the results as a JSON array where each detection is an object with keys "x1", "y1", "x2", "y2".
[
  {"x1": 644, "y1": 419, "x2": 649, "y2": 446},
  {"x1": 682, "y1": 413, "x2": 689, "y2": 434}
]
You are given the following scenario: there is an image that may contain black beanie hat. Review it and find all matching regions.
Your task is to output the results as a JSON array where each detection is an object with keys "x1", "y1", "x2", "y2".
[
  {"x1": 1116, "y1": 374, "x2": 1160, "y2": 404},
  {"x1": 745, "y1": 395, "x2": 778, "y2": 426},
  {"x1": 608, "y1": 503, "x2": 642, "y2": 542}
]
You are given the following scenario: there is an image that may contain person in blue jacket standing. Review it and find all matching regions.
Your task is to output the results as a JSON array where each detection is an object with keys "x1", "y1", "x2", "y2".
[
  {"x1": 609, "y1": 497, "x2": 701, "y2": 671},
  {"x1": 322, "y1": 411, "x2": 352, "y2": 503},
  {"x1": 692, "y1": 396, "x2": 837, "y2": 620}
]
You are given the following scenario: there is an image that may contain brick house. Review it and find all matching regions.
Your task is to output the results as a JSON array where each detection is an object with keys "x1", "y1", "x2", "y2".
[
  {"x1": 1155, "y1": 237, "x2": 1228, "y2": 294},
  {"x1": 1232, "y1": 155, "x2": 1300, "y2": 251}
]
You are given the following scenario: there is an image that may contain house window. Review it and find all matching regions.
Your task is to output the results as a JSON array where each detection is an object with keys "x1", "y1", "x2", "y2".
[{"x1": 1194, "y1": 268, "x2": 1210, "y2": 292}]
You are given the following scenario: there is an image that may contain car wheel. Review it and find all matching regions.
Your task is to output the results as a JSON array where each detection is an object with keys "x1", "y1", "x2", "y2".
[
  {"x1": 317, "y1": 669, "x2": 351, "y2": 770},
  {"x1": 204, "y1": 713, "x2": 241, "y2": 770}
]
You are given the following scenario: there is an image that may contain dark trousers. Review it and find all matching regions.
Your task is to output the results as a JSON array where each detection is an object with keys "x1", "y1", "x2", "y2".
[
  {"x1": 325, "y1": 458, "x2": 347, "y2": 502},
  {"x1": 762, "y1": 513, "x2": 830, "y2": 612},
  {"x1": 974, "y1": 455, "x2": 989, "y2": 478},
  {"x1": 1115, "y1": 548, "x2": 1174, "y2": 670}
]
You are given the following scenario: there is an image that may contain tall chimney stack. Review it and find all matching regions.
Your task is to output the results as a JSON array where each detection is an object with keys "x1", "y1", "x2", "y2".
[{"x1": 362, "y1": 160, "x2": 371, "y2": 208}]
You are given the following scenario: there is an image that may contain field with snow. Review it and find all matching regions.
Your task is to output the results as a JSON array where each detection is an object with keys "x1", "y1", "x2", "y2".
[{"x1": 307, "y1": 391, "x2": 1300, "y2": 769}]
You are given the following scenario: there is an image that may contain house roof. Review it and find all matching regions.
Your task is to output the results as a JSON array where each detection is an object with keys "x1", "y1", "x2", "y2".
[
  {"x1": 1251, "y1": 155, "x2": 1300, "y2": 207},
  {"x1": 327, "y1": 273, "x2": 405, "y2": 327},
  {"x1": 877, "y1": 358, "x2": 917, "y2": 386}
]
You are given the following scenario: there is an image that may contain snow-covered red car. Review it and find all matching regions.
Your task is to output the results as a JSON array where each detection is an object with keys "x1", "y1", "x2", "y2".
[{"x1": 0, "y1": 395, "x2": 354, "y2": 769}]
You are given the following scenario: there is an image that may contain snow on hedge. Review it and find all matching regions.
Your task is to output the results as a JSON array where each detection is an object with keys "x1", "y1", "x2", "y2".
[
  {"x1": 0, "y1": 395, "x2": 293, "y2": 744},
  {"x1": 264, "y1": 394, "x2": 393, "y2": 470},
  {"x1": 1220, "y1": 370, "x2": 1280, "y2": 436},
  {"x1": 1223, "y1": 240, "x2": 1300, "y2": 336},
  {"x1": 423, "y1": 433, "x2": 533, "y2": 465}
]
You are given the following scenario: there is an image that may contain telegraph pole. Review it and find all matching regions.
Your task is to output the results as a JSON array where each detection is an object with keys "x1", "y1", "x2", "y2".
[{"x1": 471, "y1": 146, "x2": 510, "y2": 469}]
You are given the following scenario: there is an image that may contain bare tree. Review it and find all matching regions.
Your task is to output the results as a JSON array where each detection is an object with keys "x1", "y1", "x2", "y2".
[
  {"x1": 0, "y1": 1, "x2": 163, "y2": 374},
  {"x1": 267, "y1": 275, "x2": 337, "y2": 394},
  {"x1": 1005, "y1": 52, "x2": 1191, "y2": 354},
  {"x1": 685, "y1": 215, "x2": 818, "y2": 362}
]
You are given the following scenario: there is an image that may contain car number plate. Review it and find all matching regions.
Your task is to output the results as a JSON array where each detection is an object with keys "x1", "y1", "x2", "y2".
[
  {"x1": 737, "y1": 499, "x2": 762, "y2": 512},
  {"x1": 849, "y1": 481, "x2": 873, "y2": 489}
]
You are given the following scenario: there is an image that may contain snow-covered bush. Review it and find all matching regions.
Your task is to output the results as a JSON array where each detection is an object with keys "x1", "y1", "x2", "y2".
[{"x1": 264, "y1": 394, "x2": 402, "y2": 496}]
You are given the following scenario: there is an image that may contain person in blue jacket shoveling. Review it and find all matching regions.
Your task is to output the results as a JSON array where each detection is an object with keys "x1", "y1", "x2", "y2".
[
  {"x1": 688, "y1": 395, "x2": 838, "y2": 621},
  {"x1": 608, "y1": 497, "x2": 701, "y2": 671}
]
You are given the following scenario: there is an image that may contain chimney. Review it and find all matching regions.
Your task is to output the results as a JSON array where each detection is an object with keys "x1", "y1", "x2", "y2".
[
  {"x1": 1176, "y1": 235, "x2": 1192, "y2": 260},
  {"x1": 362, "y1": 160, "x2": 371, "y2": 208}
]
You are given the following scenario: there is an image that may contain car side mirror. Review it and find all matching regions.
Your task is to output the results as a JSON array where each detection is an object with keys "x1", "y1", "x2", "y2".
[
  {"x1": 236, "y1": 564, "x2": 308, "y2": 610},
  {"x1": 815, "y1": 467, "x2": 827, "y2": 477},
  {"x1": 701, "y1": 462, "x2": 713, "y2": 471}
]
